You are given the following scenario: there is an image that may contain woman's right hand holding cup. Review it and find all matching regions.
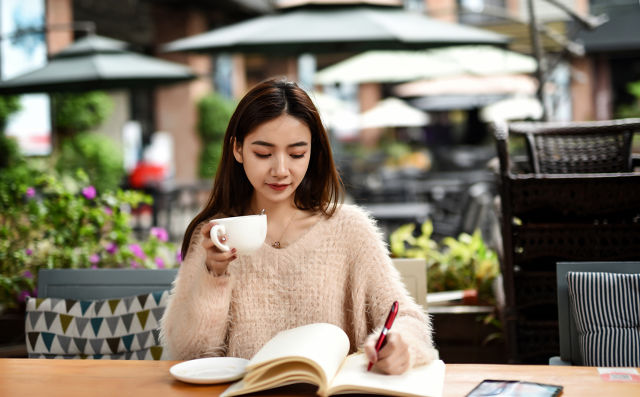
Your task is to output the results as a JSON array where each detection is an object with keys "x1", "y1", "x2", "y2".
[{"x1": 201, "y1": 221, "x2": 237, "y2": 276}]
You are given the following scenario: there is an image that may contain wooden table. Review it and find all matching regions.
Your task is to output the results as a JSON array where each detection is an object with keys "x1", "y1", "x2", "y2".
[{"x1": 1, "y1": 359, "x2": 638, "y2": 397}]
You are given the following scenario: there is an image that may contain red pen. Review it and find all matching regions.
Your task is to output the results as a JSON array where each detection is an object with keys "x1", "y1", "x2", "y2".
[{"x1": 367, "y1": 300, "x2": 399, "y2": 371}]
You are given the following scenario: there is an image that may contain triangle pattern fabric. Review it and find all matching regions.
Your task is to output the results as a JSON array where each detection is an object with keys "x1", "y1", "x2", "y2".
[{"x1": 24, "y1": 290, "x2": 170, "y2": 360}]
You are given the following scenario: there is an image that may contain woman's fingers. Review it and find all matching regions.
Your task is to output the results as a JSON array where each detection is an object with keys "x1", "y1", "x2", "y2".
[{"x1": 366, "y1": 332, "x2": 411, "y2": 375}]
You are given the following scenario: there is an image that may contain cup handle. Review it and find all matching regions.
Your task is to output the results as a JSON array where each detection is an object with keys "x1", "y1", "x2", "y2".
[{"x1": 210, "y1": 224, "x2": 231, "y2": 252}]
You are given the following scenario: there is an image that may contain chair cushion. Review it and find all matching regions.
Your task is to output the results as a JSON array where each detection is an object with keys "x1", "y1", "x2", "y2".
[
  {"x1": 567, "y1": 271, "x2": 640, "y2": 366},
  {"x1": 25, "y1": 290, "x2": 170, "y2": 360}
]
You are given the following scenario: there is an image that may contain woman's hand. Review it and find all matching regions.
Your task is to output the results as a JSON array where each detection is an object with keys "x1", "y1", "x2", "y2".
[
  {"x1": 201, "y1": 221, "x2": 237, "y2": 276},
  {"x1": 364, "y1": 332, "x2": 411, "y2": 375}
]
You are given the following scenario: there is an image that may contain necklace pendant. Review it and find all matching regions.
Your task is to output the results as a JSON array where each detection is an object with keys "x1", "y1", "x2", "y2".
[{"x1": 272, "y1": 241, "x2": 281, "y2": 249}]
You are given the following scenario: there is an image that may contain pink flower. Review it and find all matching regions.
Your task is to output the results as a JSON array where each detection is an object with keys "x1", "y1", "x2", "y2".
[
  {"x1": 25, "y1": 248, "x2": 33, "y2": 256},
  {"x1": 103, "y1": 206, "x2": 113, "y2": 216},
  {"x1": 176, "y1": 251, "x2": 182, "y2": 264},
  {"x1": 82, "y1": 186, "x2": 96, "y2": 200},
  {"x1": 22, "y1": 270, "x2": 33, "y2": 279},
  {"x1": 106, "y1": 242, "x2": 118, "y2": 254},
  {"x1": 130, "y1": 260, "x2": 141, "y2": 269},
  {"x1": 150, "y1": 227, "x2": 169, "y2": 242},
  {"x1": 155, "y1": 257, "x2": 165, "y2": 269},
  {"x1": 26, "y1": 187, "x2": 36, "y2": 198},
  {"x1": 89, "y1": 253, "x2": 100, "y2": 264},
  {"x1": 90, "y1": 264, "x2": 98, "y2": 269},
  {"x1": 129, "y1": 244, "x2": 145, "y2": 259}
]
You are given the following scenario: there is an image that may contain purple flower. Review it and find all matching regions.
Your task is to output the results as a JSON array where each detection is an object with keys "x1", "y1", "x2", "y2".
[
  {"x1": 89, "y1": 253, "x2": 100, "y2": 264},
  {"x1": 17, "y1": 290, "x2": 31, "y2": 302},
  {"x1": 25, "y1": 248, "x2": 33, "y2": 256},
  {"x1": 176, "y1": 250, "x2": 182, "y2": 264},
  {"x1": 22, "y1": 270, "x2": 33, "y2": 279},
  {"x1": 106, "y1": 242, "x2": 118, "y2": 254},
  {"x1": 82, "y1": 186, "x2": 97, "y2": 200},
  {"x1": 26, "y1": 187, "x2": 36, "y2": 198},
  {"x1": 103, "y1": 206, "x2": 113, "y2": 216},
  {"x1": 129, "y1": 244, "x2": 145, "y2": 259},
  {"x1": 155, "y1": 257, "x2": 165, "y2": 269},
  {"x1": 150, "y1": 227, "x2": 169, "y2": 242},
  {"x1": 130, "y1": 260, "x2": 141, "y2": 269}
]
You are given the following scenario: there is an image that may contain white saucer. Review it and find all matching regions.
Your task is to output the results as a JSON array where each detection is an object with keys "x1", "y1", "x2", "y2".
[{"x1": 169, "y1": 357, "x2": 249, "y2": 384}]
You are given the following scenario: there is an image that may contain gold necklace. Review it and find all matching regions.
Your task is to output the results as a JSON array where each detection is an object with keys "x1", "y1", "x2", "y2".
[{"x1": 271, "y1": 210, "x2": 297, "y2": 249}]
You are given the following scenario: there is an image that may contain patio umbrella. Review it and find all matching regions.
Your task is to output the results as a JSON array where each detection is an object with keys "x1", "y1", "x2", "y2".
[
  {"x1": 162, "y1": 5, "x2": 508, "y2": 55},
  {"x1": 360, "y1": 97, "x2": 429, "y2": 128},
  {"x1": 394, "y1": 74, "x2": 538, "y2": 97},
  {"x1": 315, "y1": 45, "x2": 536, "y2": 85},
  {"x1": 480, "y1": 96, "x2": 543, "y2": 122},
  {"x1": 0, "y1": 35, "x2": 196, "y2": 95}
]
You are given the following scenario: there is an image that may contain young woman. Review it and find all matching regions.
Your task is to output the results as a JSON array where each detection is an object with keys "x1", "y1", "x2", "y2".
[{"x1": 160, "y1": 78, "x2": 437, "y2": 375}]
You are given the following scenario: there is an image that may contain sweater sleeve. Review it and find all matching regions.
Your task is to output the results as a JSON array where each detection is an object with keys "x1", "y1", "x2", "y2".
[
  {"x1": 346, "y1": 205, "x2": 438, "y2": 367},
  {"x1": 160, "y1": 223, "x2": 234, "y2": 360}
]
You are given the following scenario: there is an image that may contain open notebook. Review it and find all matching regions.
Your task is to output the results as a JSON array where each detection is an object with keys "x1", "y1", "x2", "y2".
[{"x1": 221, "y1": 323, "x2": 445, "y2": 397}]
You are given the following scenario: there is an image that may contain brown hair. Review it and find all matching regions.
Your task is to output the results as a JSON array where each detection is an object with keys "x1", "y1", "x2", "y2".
[{"x1": 181, "y1": 77, "x2": 344, "y2": 258}]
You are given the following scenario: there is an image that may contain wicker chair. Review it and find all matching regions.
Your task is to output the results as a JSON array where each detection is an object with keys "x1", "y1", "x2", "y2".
[
  {"x1": 493, "y1": 118, "x2": 640, "y2": 364},
  {"x1": 508, "y1": 118, "x2": 640, "y2": 174}
]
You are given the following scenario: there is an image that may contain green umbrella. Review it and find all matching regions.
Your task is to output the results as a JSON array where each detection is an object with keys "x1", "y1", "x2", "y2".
[
  {"x1": 162, "y1": 5, "x2": 508, "y2": 55},
  {"x1": 0, "y1": 35, "x2": 196, "y2": 95}
]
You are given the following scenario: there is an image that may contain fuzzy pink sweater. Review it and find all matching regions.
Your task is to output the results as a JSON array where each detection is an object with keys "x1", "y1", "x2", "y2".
[{"x1": 160, "y1": 204, "x2": 437, "y2": 366}]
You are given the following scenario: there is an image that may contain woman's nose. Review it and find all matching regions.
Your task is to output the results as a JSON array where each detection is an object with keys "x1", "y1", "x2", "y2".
[{"x1": 272, "y1": 154, "x2": 289, "y2": 176}]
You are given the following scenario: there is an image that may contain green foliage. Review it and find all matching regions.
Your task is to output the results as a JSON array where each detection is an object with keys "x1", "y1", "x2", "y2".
[
  {"x1": 615, "y1": 81, "x2": 640, "y2": 118},
  {"x1": 390, "y1": 220, "x2": 500, "y2": 304},
  {"x1": 197, "y1": 93, "x2": 235, "y2": 178},
  {"x1": 0, "y1": 134, "x2": 24, "y2": 169},
  {"x1": 53, "y1": 91, "x2": 113, "y2": 134},
  {"x1": 0, "y1": 150, "x2": 180, "y2": 309},
  {"x1": 0, "y1": 95, "x2": 21, "y2": 132},
  {"x1": 56, "y1": 132, "x2": 125, "y2": 192}
]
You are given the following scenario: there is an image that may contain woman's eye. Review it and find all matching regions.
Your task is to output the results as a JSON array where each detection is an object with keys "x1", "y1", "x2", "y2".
[
  {"x1": 254, "y1": 153, "x2": 271, "y2": 158},
  {"x1": 291, "y1": 153, "x2": 306, "y2": 159}
]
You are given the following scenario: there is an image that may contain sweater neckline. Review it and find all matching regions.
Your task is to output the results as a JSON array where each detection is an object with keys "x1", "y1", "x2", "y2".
[{"x1": 264, "y1": 208, "x2": 335, "y2": 252}]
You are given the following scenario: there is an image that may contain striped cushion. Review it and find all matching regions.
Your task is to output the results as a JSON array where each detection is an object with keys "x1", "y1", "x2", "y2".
[
  {"x1": 25, "y1": 290, "x2": 170, "y2": 360},
  {"x1": 567, "y1": 271, "x2": 640, "y2": 367}
]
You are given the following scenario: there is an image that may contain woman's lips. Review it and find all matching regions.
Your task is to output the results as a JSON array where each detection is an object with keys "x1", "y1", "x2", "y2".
[{"x1": 267, "y1": 183, "x2": 289, "y2": 191}]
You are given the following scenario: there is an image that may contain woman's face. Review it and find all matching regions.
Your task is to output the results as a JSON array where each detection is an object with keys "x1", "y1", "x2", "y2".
[{"x1": 234, "y1": 114, "x2": 312, "y2": 207}]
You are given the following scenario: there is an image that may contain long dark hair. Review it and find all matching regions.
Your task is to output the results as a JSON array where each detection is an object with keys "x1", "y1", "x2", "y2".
[{"x1": 181, "y1": 77, "x2": 344, "y2": 258}]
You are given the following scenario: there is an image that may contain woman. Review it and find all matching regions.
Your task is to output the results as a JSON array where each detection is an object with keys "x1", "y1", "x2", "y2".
[{"x1": 160, "y1": 78, "x2": 437, "y2": 374}]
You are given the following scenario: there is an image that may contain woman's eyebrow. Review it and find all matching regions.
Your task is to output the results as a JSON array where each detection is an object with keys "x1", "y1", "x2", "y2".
[{"x1": 250, "y1": 140, "x2": 308, "y2": 148}]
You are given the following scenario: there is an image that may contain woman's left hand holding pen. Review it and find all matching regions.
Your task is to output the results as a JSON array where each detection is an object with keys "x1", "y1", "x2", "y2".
[{"x1": 363, "y1": 332, "x2": 411, "y2": 375}]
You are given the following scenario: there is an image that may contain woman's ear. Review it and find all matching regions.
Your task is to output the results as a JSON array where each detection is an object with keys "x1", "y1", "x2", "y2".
[{"x1": 232, "y1": 137, "x2": 243, "y2": 163}]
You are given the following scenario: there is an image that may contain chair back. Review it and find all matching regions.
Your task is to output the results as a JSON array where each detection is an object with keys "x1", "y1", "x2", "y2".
[
  {"x1": 37, "y1": 268, "x2": 178, "y2": 300},
  {"x1": 26, "y1": 269, "x2": 177, "y2": 360},
  {"x1": 508, "y1": 119, "x2": 640, "y2": 174},
  {"x1": 392, "y1": 258, "x2": 428, "y2": 310},
  {"x1": 555, "y1": 261, "x2": 640, "y2": 366}
]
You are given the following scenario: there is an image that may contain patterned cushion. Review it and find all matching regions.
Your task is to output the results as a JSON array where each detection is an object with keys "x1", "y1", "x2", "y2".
[
  {"x1": 567, "y1": 271, "x2": 640, "y2": 367},
  {"x1": 25, "y1": 290, "x2": 170, "y2": 360}
]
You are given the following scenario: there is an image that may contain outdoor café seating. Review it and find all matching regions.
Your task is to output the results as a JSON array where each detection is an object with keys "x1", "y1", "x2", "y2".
[
  {"x1": 492, "y1": 118, "x2": 640, "y2": 364},
  {"x1": 552, "y1": 261, "x2": 640, "y2": 366}
]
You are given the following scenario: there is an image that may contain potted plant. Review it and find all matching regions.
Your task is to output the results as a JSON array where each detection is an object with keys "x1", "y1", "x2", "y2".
[{"x1": 389, "y1": 220, "x2": 505, "y2": 363}]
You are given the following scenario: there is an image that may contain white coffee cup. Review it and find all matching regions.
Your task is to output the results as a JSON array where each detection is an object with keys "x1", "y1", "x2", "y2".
[{"x1": 209, "y1": 214, "x2": 267, "y2": 255}]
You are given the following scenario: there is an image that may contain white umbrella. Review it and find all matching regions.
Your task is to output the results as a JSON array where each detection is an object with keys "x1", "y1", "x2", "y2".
[
  {"x1": 309, "y1": 91, "x2": 360, "y2": 139},
  {"x1": 360, "y1": 97, "x2": 429, "y2": 129},
  {"x1": 394, "y1": 74, "x2": 538, "y2": 97},
  {"x1": 480, "y1": 96, "x2": 544, "y2": 122},
  {"x1": 315, "y1": 45, "x2": 536, "y2": 85}
]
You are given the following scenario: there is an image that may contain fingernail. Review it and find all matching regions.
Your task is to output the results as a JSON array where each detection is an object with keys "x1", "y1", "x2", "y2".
[
  {"x1": 232, "y1": 255, "x2": 238, "y2": 260},
  {"x1": 231, "y1": 248, "x2": 237, "y2": 254}
]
